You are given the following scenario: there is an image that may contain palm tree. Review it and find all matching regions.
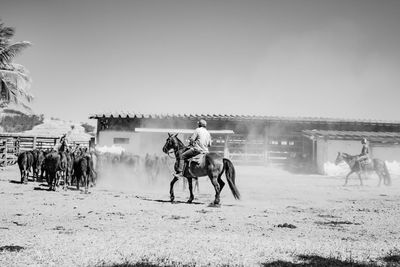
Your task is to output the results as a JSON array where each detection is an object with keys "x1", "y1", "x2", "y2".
[{"x1": 0, "y1": 20, "x2": 33, "y2": 112}]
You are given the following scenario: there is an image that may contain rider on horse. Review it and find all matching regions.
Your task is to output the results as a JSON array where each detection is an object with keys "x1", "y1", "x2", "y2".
[
  {"x1": 53, "y1": 133, "x2": 70, "y2": 152},
  {"x1": 174, "y1": 119, "x2": 212, "y2": 180},
  {"x1": 357, "y1": 138, "x2": 370, "y2": 166}
]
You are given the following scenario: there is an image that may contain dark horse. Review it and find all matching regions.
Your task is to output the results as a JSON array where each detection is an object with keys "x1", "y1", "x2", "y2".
[
  {"x1": 17, "y1": 151, "x2": 34, "y2": 184},
  {"x1": 335, "y1": 152, "x2": 391, "y2": 186},
  {"x1": 162, "y1": 133, "x2": 240, "y2": 205}
]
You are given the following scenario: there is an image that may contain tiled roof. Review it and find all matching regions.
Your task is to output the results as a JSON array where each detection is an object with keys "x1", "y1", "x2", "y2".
[
  {"x1": 134, "y1": 128, "x2": 234, "y2": 134},
  {"x1": 89, "y1": 112, "x2": 400, "y2": 125},
  {"x1": 302, "y1": 130, "x2": 400, "y2": 143}
]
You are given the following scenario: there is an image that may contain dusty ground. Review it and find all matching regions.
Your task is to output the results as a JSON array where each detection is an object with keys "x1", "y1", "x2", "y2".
[{"x1": 1, "y1": 165, "x2": 400, "y2": 266}]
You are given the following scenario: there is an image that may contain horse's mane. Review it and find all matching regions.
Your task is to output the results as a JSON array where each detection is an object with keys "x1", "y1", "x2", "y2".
[
  {"x1": 174, "y1": 136, "x2": 186, "y2": 149},
  {"x1": 340, "y1": 152, "x2": 357, "y2": 159}
]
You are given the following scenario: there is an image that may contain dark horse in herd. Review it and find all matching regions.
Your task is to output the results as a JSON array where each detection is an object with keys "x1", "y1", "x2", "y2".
[
  {"x1": 162, "y1": 133, "x2": 240, "y2": 205},
  {"x1": 335, "y1": 152, "x2": 391, "y2": 186},
  {"x1": 17, "y1": 140, "x2": 96, "y2": 193}
]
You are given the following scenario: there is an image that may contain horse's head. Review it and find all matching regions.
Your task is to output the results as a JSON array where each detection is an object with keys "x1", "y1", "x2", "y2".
[
  {"x1": 162, "y1": 133, "x2": 180, "y2": 154},
  {"x1": 335, "y1": 152, "x2": 344, "y2": 165}
]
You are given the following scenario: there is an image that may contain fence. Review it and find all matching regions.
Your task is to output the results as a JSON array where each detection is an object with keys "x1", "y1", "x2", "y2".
[{"x1": 0, "y1": 133, "x2": 90, "y2": 168}]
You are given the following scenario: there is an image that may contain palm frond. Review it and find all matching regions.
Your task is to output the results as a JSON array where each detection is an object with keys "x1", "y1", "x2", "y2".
[
  {"x1": 0, "y1": 23, "x2": 15, "y2": 43},
  {"x1": 0, "y1": 41, "x2": 31, "y2": 65},
  {"x1": 0, "y1": 68, "x2": 34, "y2": 103}
]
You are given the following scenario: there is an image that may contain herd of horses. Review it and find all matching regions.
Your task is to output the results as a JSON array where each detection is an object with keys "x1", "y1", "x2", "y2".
[
  {"x1": 16, "y1": 140, "x2": 177, "y2": 194},
  {"x1": 17, "y1": 142, "x2": 96, "y2": 193}
]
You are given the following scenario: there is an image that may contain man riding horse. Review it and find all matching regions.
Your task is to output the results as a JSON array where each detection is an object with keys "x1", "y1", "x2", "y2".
[
  {"x1": 357, "y1": 138, "x2": 370, "y2": 167},
  {"x1": 173, "y1": 119, "x2": 212, "y2": 180},
  {"x1": 162, "y1": 120, "x2": 239, "y2": 204},
  {"x1": 53, "y1": 133, "x2": 70, "y2": 152}
]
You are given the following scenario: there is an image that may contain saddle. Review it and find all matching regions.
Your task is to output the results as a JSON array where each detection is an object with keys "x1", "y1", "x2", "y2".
[
  {"x1": 358, "y1": 158, "x2": 372, "y2": 168},
  {"x1": 184, "y1": 153, "x2": 207, "y2": 177},
  {"x1": 189, "y1": 153, "x2": 206, "y2": 164}
]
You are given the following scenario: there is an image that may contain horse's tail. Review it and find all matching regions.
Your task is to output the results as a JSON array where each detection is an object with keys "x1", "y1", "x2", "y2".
[
  {"x1": 223, "y1": 158, "x2": 240, "y2": 200},
  {"x1": 383, "y1": 161, "x2": 392, "y2": 186}
]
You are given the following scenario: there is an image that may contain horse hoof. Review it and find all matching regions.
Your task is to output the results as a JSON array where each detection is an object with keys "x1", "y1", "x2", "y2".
[
  {"x1": 170, "y1": 196, "x2": 175, "y2": 202},
  {"x1": 187, "y1": 199, "x2": 193, "y2": 203},
  {"x1": 208, "y1": 203, "x2": 221, "y2": 208}
]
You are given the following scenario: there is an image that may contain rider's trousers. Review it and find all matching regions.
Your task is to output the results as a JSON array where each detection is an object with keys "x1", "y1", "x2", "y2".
[{"x1": 176, "y1": 148, "x2": 200, "y2": 173}]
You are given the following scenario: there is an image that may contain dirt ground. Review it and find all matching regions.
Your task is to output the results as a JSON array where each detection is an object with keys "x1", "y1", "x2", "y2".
[{"x1": 1, "y1": 164, "x2": 400, "y2": 266}]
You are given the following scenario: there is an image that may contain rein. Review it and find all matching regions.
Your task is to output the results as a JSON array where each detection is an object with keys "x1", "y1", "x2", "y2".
[{"x1": 167, "y1": 150, "x2": 176, "y2": 159}]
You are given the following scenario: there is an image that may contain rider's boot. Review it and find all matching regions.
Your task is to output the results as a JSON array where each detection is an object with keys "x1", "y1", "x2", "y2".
[{"x1": 173, "y1": 159, "x2": 186, "y2": 179}]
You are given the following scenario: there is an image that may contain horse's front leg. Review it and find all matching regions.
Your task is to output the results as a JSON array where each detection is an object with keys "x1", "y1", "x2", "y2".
[
  {"x1": 344, "y1": 171, "x2": 353, "y2": 186},
  {"x1": 195, "y1": 178, "x2": 199, "y2": 193},
  {"x1": 169, "y1": 176, "x2": 179, "y2": 202},
  {"x1": 187, "y1": 177, "x2": 194, "y2": 203},
  {"x1": 358, "y1": 172, "x2": 363, "y2": 186}
]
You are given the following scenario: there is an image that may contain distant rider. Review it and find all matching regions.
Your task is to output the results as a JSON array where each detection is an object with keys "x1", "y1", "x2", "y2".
[
  {"x1": 53, "y1": 133, "x2": 70, "y2": 152},
  {"x1": 174, "y1": 119, "x2": 212, "y2": 179},
  {"x1": 357, "y1": 138, "x2": 370, "y2": 166}
]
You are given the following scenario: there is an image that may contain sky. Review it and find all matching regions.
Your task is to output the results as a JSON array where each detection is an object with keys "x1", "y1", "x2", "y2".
[{"x1": 1, "y1": 0, "x2": 400, "y2": 123}]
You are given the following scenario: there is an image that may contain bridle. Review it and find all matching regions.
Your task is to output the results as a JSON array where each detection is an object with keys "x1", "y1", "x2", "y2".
[{"x1": 166, "y1": 149, "x2": 176, "y2": 159}]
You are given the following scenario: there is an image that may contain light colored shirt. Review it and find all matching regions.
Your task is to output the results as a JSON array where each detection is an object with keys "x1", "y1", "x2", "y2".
[
  {"x1": 53, "y1": 137, "x2": 70, "y2": 151},
  {"x1": 189, "y1": 127, "x2": 212, "y2": 153}
]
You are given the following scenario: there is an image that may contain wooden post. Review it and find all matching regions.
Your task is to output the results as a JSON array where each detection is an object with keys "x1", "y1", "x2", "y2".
[
  {"x1": 264, "y1": 124, "x2": 270, "y2": 166},
  {"x1": 0, "y1": 139, "x2": 5, "y2": 167},
  {"x1": 33, "y1": 136, "x2": 37, "y2": 149},
  {"x1": 4, "y1": 140, "x2": 8, "y2": 167},
  {"x1": 311, "y1": 137, "x2": 317, "y2": 172},
  {"x1": 224, "y1": 135, "x2": 230, "y2": 158}
]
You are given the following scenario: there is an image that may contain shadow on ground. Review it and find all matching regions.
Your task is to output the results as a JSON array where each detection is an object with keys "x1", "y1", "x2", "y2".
[
  {"x1": 0, "y1": 245, "x2": 25, "y2": 252},
  {"x1": 97, "y1": 261, "x2": 173, "y2": 267},
  {"x1": 97, "y1": 253, "x2": 400, "y2": 267},
  {"x1": 262, "y1": 254, "x2": 400, "y2": 267},
  {"x1": 136, "y1": 196, "x2": 204, "y2": 205}
]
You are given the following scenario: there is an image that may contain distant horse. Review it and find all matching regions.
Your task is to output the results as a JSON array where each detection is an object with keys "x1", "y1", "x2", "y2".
[
  {"x1": 162, "y1": 133, "x2": 240, "y2": 205},
  {"x1": 335, "y1": 152, "x2": 391, "y2": 186},
  {"x1": 144, "y1": 154, "x2": 161, "y2": 182},
  {"x1": 31, "y1": 149, "x2": 45, "y2": 181},
  {"x1": 72, "y1": 155, "x2": 92, "y2": 193},
  {"x1": 120, "y1": 152, "x2": 141, "y2": 172},
  {"x1": 72, "y1": 148, "x2": 95, "y2": 193},
  {"x1": 58, "y1": 151, "x2": 68, "y2": 189},
  {"x1": 17, "y1": 151, "x2": 34, "y2": 184},
  {"x1": 43, "y1": 151, "x2": 62, "y2": 191}
]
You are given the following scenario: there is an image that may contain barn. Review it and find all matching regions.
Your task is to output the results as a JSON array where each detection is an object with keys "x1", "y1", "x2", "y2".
[{"x1": 89, "y1": 112, "x2": 400, "y2": 173}]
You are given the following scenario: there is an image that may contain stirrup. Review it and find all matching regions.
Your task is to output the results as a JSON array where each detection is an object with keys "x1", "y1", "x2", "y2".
[{"x1": 174, "y1": 173, "x2": 184, "y2": 179}]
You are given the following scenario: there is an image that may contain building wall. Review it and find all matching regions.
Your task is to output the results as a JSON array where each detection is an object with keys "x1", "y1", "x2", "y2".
[
  {"x1": 370, "y1": 145, "x2": 400, "y2": 162},
  {"x1": 98, "y1": 130, "x2": 185, "y2": 155}
]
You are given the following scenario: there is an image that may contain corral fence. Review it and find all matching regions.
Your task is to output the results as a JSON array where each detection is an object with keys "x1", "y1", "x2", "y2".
[{"x1": 0, "y1": 133, "x2": 90, "y2": 167}]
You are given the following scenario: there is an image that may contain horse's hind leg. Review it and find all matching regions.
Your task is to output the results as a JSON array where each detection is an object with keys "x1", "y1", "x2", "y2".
[
  {"x1": 187, "y1": 177, "x2": 194, "y2": 203},
  {"x1": 217, "y1": 173, "x2": 225, "y2": 192},
  {"x1": 83, "y1": 172, "x2": 88, "y2": 194},
  {"x1": 210, "y1": 175, "x2": 221, "y2": 205},
  {"x1": 376, "y1": 171, "x2": 383, "y2": 187}
]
